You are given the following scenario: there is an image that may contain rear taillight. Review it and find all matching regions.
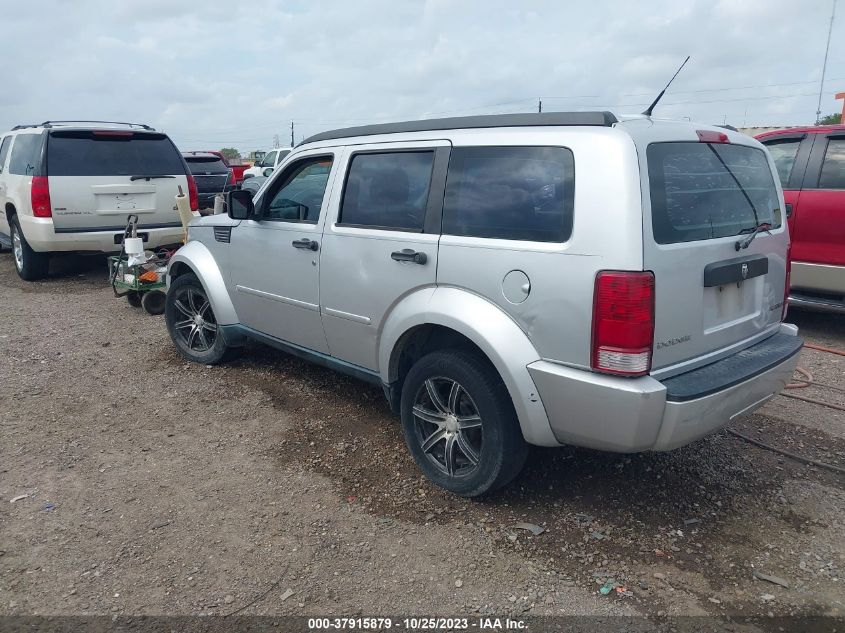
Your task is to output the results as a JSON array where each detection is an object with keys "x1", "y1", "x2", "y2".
[
  {"x1": 31, "y1": 176, "x2": 52, "y2": 218},
  {"x1": 591, "y1": 271, "x2": 655, "y2": 377},
  {"x1": 782, "y1": 242, "x2": 792, "y2": 321},
  {"x1": 187, "y1": 174, "x2": 198, "y2": 211}
]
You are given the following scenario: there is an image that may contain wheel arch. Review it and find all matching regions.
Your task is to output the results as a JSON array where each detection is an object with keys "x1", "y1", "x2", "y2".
[
  {"x1": 167, "y1": 241, "x2": 239, "y2": 325},
  {"x1": 379, "y1": 287, "x2": 558, "y2": 446}
]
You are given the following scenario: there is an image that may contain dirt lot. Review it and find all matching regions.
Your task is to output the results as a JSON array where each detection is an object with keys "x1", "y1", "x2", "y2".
[{"x1": 1, "y1": 252, "x2": 843, "y2": 629}]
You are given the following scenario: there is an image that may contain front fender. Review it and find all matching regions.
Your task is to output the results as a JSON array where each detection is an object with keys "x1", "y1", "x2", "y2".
[
  {"x1": 167, "y1": 241, "x2": 239, "y2": 325},
  {"x1": 379, "y1": 287, "x2": 558, "y2": 446}
]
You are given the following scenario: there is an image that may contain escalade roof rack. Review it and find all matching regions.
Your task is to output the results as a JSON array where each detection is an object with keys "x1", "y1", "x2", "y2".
[
  {"x1": 38, "y1": 120, "x2": 155, "y2": 130},
  {"x1": 301, "y1": 111, "x2": 618, "y2": 145}
]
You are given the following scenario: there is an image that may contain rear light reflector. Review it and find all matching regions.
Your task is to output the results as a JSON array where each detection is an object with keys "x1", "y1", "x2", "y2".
[
  {"x1": 591, "y1": 271, "x2": 655, "y2": 377},
  {"x1": 31, "y1": 176, "x2": 52, "y2": 218},
  {"x1": 187, "y1": 174, "x2": 199, "y2": 211},
  {"x1": 696, "y1": 130, "x2": 730, "y2": 143}
]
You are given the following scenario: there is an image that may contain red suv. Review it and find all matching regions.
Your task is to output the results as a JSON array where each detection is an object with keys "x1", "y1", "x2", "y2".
[{"x1": 757, "y1": 125, "x2": 845, "y2": 313}]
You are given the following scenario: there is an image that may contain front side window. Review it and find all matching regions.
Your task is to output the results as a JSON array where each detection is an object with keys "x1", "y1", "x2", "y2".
[
  {"x1": 442, "y1": 146, "x2": 575, "y2": 242},
  {"x1": 0, "y1": 136, "x2": 11, "y2": 172},
  {"x1": 648, "y1": 142, "x2": 782, "y2": 245},
  {"x1": 263, "y1": 156, "x2": 333, "y2": 222},
  {"x1": 8, "y1": 133, "x2": 43, "y2": 176},
  {"x1": 47, "y1": 131, "x2": 184, "y2": 176},
  {"x1": 818, "y1": 138, "x2": 845, "y2": 189},
  {"x1": 339, "y1": 151, "x2": 435, "y2": 230},
  {"x1": 763, "y1": 138, "x2": 801, "y2": 187}
]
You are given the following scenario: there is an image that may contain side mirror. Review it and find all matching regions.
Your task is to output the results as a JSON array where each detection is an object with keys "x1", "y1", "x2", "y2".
[
  {"x1": 262, "y1": 167, "x2": 274, "y2": 177},
  {"x1": 227, "y1": 189, "x2": 255, "y2": 220}
]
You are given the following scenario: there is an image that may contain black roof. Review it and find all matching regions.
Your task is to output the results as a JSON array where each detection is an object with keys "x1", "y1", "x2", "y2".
[{"x1": 301, "y1": 111, "x2": 618, "y2": 145}]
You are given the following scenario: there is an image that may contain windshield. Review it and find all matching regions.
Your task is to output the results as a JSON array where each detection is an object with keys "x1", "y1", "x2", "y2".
[
  {"x1": 185, "y1": 157, "x2": 228, "y2": 175},
  {"x1": 47, "y1": 131, "x2": 185, "y2": 177},
  {"x1": 648, "y1": 142, "x2": 781, "y2": 245}
]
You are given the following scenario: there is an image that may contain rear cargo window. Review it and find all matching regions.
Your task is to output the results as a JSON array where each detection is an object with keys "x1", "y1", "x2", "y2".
[
  {"x1": 442, "y1": 146, "x2": 575, "y2": 242},
  {"x1": 47, "y1": 131, "x2": 185, "y2": 177},
  {"x1": 8, "y1": 133, "x2": 43, "y2": 175},
  {"x1": 648, "y1": 142, "x2": 781, "y2": 245},
  {"x1": 185, "y1": 157, "x2": 228, "y2": 175}
]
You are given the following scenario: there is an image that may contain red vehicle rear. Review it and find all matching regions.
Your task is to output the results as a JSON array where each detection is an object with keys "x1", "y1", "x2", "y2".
[{"x1": 757, "y1": 126, "x2": 845, "y2": 313}]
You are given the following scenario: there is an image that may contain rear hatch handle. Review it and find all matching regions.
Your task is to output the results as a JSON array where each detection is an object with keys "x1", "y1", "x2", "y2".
[{"x1": 129, "y1": 175, "x2": 176, "y2": 181}]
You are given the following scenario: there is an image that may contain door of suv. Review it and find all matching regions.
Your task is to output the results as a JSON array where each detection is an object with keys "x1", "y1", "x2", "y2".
[
  {"x1": 791, "y1": 133, "x2": 845, "y2": 270},
  {"x1": 229, "y1": 151, "x2": 338, "y2": 352},
  {"x1": 758, "y1": 132, "x2": 813, "y2": 238},
  {"x1": 319, "y1": 141, "x2": 450, "y2": 370}
]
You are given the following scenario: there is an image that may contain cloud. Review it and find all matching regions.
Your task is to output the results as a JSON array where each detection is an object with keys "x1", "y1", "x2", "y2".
[{"x1": 1, "y1": 0, "x2": 842, "y2": 151}]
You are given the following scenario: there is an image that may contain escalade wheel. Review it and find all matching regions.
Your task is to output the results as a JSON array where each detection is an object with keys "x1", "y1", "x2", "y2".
[
  {"x1": 400, "y1": 350, "x2": 528, "y2": 497},
  {"x1": 165, "y1": 273, "x2": 231, "y2": 364},
  {"x1": 10, "y1": 215, "x2": 49, "y2": 281}
]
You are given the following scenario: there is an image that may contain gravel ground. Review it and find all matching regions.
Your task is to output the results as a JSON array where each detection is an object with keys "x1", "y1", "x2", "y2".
[{"x1": 0, "y1": 252, "x2": 843, "y2": 628}]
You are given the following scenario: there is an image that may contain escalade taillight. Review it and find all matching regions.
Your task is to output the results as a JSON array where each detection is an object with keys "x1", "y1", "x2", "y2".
[
  {"x1": 187, "y1": 174, "x2": 199, "y2": 211},
  {"x1": 31, "y1": 176, "x2": 52, "y2": 218},
  {"x1": 591, "y1": 271, "x2": 655, "y2": 377}
]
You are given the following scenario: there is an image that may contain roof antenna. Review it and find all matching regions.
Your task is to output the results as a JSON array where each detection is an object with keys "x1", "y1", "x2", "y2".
[{"x1": 642, "y1": 56, "x2": 690, "y2": 117}]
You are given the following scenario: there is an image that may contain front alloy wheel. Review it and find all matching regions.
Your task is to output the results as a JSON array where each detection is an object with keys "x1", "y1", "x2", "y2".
[{"x1": 165, "y1": 273, "x2": 232, "y2": 364}]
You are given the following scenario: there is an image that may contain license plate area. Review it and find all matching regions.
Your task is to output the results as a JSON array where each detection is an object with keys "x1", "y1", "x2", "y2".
[{"x1": 702, "y1": 277, "x2": 763, "y2": 334}]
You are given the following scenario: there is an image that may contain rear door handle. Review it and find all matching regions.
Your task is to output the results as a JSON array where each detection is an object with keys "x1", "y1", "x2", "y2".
[
  {"x1": 391, "y1": 249, "x2": 427, "y2": 264},
  {"x1": 292, "y1": 238, "x2": 318, "y2": 251}
]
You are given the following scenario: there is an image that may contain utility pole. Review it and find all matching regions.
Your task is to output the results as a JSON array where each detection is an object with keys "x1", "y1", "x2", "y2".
[
  {"x1": 538, "y1": 98, "x2": 542, "y2": 113},
  {"x1": 290, "y1": 121, "x2": 295, "y2": 147},
  {"x1": 816, "y1": 0, "x2": 837, "y2": 124}
]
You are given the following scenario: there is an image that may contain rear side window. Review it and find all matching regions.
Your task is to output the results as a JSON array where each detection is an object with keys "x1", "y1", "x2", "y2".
[
  {"x1": 47, "y1": 131, "x2": 185, "y2": 177},
  {"x1": 648, "y1": 142, "x2": 782, "y2": 245},
  {"x1": 0, "y1": 136, "x2": 11, "y2": 172},
  {"x1": 185, "y1": 157, "x2": 228, "y2": 174},
  {"x1": 339, "y1": 151, "x2": 434, "y2": 230},
  {"x1": 8, "y1": 133, "x2": 43, "y2": 175},
  {"x1": 763, "y1": 138, "x2": 801, "y2": 187},
  {"x1": 818, "y1": 138, "x2": 845, "y2": 189},
  {"x1": 442, "y1": 146, "x2": 575, "y2": 242}
]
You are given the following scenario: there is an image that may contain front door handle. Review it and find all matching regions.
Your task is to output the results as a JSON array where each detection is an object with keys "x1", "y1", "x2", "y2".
[
  {"x1": 292, "y1": 238, "x2": 319, "y2": 251},
  {"x1": 391, "y1": 249, "x2": 427, "y2": 265}
]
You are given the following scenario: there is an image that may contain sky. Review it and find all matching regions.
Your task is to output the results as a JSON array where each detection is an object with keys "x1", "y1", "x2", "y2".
[{"x1": 1, "y1": 0, "x2": 843, "y2": 153}]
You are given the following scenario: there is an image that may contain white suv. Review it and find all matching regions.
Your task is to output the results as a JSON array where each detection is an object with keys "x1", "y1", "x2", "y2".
[
  {"x1": 241, "y1": 148, "x2": 290, "y2": 180},
  {"x1": 0, "y1": 121, "x2": 196, "y2": 280}
]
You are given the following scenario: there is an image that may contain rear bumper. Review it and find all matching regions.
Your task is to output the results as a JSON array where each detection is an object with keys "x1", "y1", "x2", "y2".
[
  {"x1": 527, "y1": 324, "x2": 802, "y2": 453},
  {"x1": 19, "y1": 215, "x2": 183, "y2": 253}
]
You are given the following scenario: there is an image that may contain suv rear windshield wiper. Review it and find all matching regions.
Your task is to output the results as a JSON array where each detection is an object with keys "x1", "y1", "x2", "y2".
[
  {"x1": 129, "y1": 175, "x2": 176, "y2": 181},
  {"x1": 735, "y1": 222, "x2": 772, "y2": 251}
]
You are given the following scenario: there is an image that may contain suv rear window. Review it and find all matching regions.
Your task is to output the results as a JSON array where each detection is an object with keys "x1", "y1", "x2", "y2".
[
  {"x1": 648, "y1": 142, "x2": 781, "y2": 245},
  {"x1": 47, "y1": 131, "x2": 185, "y2": 177},
  {"x1": 442, "y1": 146, "x2": 575, "y2": 242},
  {"x1": 185, "y1": 156, "x2": 228, "y2": 175}
]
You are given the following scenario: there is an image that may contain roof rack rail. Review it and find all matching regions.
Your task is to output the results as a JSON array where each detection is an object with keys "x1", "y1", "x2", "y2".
[
  {"x1": 38, "y1": 120, "x2": 155, "y2": 131},
  {"x1": 300, "y1": 111, "x2": 618, "y2": 145},
  {"x1": 11, "y1": 124, "x2": 39, "y2": 130}
]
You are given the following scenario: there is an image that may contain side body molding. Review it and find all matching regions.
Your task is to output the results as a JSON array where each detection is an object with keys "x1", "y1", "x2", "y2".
[
  {"x1": 166, "y1": 240, "x2": 240, "y2": 326},
  {"x1": 379, "y1": 287, "x2": 558, "y2": 446}
]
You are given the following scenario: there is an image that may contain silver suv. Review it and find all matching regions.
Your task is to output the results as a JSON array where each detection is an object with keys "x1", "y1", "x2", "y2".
[{"x1": 165, "y1": 112, "x2": 802, "y2": 497}]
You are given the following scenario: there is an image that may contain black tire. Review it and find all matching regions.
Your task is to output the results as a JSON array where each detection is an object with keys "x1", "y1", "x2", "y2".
[
  {"x1": 126, "y1": 291, "x2": 142, "y2": 308},
  {"x1": 141, "y1": 289, "x2": 166, "y2": 315},
  {"x1": 400, "y1": 350, "x2": 528, "y2": 497},
  {"x1": 10, "y1": 215, "x2": 49, "y2": 281},
  {"x1": 165, "y1": 273, "x2": 230, "y2": 364}
]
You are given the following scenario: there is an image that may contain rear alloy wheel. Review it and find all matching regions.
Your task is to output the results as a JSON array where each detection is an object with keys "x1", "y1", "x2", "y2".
[
  {"x1": 10, "y1": 215, "x2": 49, "y2": 281},
  {"x1": 400, "y1": 350, "x2": 528, "y2": 497},
  {"x1": 165, "y1": 273, "x2": 231, "y2": 364}
]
